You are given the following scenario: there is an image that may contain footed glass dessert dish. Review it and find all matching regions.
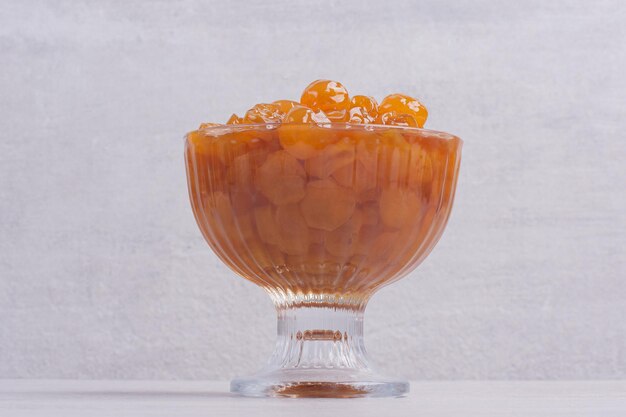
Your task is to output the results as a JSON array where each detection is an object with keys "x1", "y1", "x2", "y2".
[{"x1": 185, "y1": 123, "x2": 462, "y2": 397}]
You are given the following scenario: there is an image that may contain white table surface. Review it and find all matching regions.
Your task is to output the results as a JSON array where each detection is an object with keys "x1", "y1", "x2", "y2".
[{"x1": 1, "y1": 380, "x2": 625, "y2": 417}]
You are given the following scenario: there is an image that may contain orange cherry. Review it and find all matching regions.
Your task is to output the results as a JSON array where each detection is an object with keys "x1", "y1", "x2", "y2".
[
  {"x1": 299, "y1": 179, "x2": 356, "y2": 231},
  {"x1": 272, "y1": 99, "x2": 300, "y2": 114},
  {"x1": 348, "y1": 107, "x2": 376, "y2": 124},
  {"x1": 279, "y1": 106, "x2": 337, "y2": 159},
  {"x1": 377, "y1": 94, "x2": 428, "y2": 127},
  {"x1": 300, "y1": 80, "x2": 350, "y2": 122},
  {"x1": 304, "y1": 138, "x2": 355, "y2": 178},
  {"x1": 243, "y1": 103, "x2": 284, "y2": 124},
  {"x1": 378, "y1": 111, "x2": 419, "y2": 127},
  {"x1": 255, "y1": 150, "x2": 306, "y2": 205},
  {"x1": 283, "y1": 105, "x2": 330, "y2": 125},
  {"x1": 350, "y1": 95, "x2": 378, "y2": 116}
]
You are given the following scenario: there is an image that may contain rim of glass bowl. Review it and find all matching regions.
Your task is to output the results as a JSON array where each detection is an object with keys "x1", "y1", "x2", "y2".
[{"x1": 186, "y1": 123, "x2": 461, "y2": 143}]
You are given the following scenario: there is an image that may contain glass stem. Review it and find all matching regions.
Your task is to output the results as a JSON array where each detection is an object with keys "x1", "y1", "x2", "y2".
[{"x1": 264, "y1": 304, "x2": 371, "y2": 371}]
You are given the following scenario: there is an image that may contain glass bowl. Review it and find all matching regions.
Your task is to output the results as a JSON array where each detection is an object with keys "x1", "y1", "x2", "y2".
[{"x1": 185, "y1": 123, "x2": 462, "y2": 397}]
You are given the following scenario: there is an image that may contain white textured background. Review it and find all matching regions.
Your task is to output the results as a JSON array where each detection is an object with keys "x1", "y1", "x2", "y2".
[{"x1": 1, "y1": 0, "x2": 625, "y2": 380}]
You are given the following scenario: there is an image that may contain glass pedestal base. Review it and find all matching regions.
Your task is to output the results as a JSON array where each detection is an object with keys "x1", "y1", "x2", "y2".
[
  {"x1": 230, "y1": 303, "x2": 409, "y2": 398},
  {"x1": 231, "y1": 369, "x2": 409, "y2": 398}
]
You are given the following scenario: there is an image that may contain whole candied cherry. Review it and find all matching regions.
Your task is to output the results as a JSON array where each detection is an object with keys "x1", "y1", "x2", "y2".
[
  {"x1": 332, "y1": 159, "x2": 377, "y2": 196},
  {"x1": 226, "y1": 114, "x2": 243, "y2": 124},
  {"x1": 283, "y1": 105, "x2": 330, "y2": 125},
  {"x1": 243, "y1": 103, "x2": 284, "y2": 123},
  {"x1": 279, "y1": 106, "x2": 336, "y2": 159},
  {"x1": 300, "y1": 80, "x2": 350, "y2": 122},
  {"x1": 377, "y1": 94, "x2": 428, "y2": 127},
  {"x1": 255, "y1": 150, "x2": 306, "y2": 205},
  {"x1": 378, "y1": 111, "x2": 419, "y2": 127},
  {"x1": 304, "y1": 138, "x2": 355, "y2": 179},
  {"x1": 350, "y1": 95, "x2": 378, "y2": 116},
  {"x1": 272, "y1": 99, "x2": 300, "y2": 114},
  {"x1": 299, "y1": 179, "x2": 356, "y2": 231},
  {"x1": 348, "y1": 107, "x2": 376, "y2": 124}
]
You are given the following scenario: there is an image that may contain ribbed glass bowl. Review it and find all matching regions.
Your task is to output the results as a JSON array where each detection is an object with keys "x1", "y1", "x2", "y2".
[{"x1": 185, "y1": 123, "x2": 462, "y2": 398}]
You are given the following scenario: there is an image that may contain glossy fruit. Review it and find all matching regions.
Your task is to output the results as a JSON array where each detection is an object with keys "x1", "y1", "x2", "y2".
[
  {"x1": 348, "y1": 107, "x2": 376, "y2": 124},
  {"x1": 203, "y1": 80, "x2": 430, "y2": 129},
  {"x1": 300, "y1": 179, "x2": 356, "y2": 231},
  {"x1": 300, "y1": 80, "x2": 351, "y2": 122},
  {"x1": 283, "y1": 105, "x2": 329, "y2": 125},
  {"x1": 243, "y1": 103, "x2": 284, "y2": 124},
  {"x1": 279, "y1": 108, "x2": 336, "y2": 160},
  {"x1": 350, "y1": 95, "x2": 378, "y2": 116},
  {"x1": 377, "y1": 94, "x2": 428, "y2": 127},
  {"x1": 378, "y1": 111, "x2": 419, "y2": 127},
  {"x1": 255, "y1": 150, "x2": 306, "y2": 205},
  {"x1": 304, "y1": 138, "x2": 355, "y2": 178},
  {"x1": 273, "y1": 99, "x2": 300, "y2": 114}
]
